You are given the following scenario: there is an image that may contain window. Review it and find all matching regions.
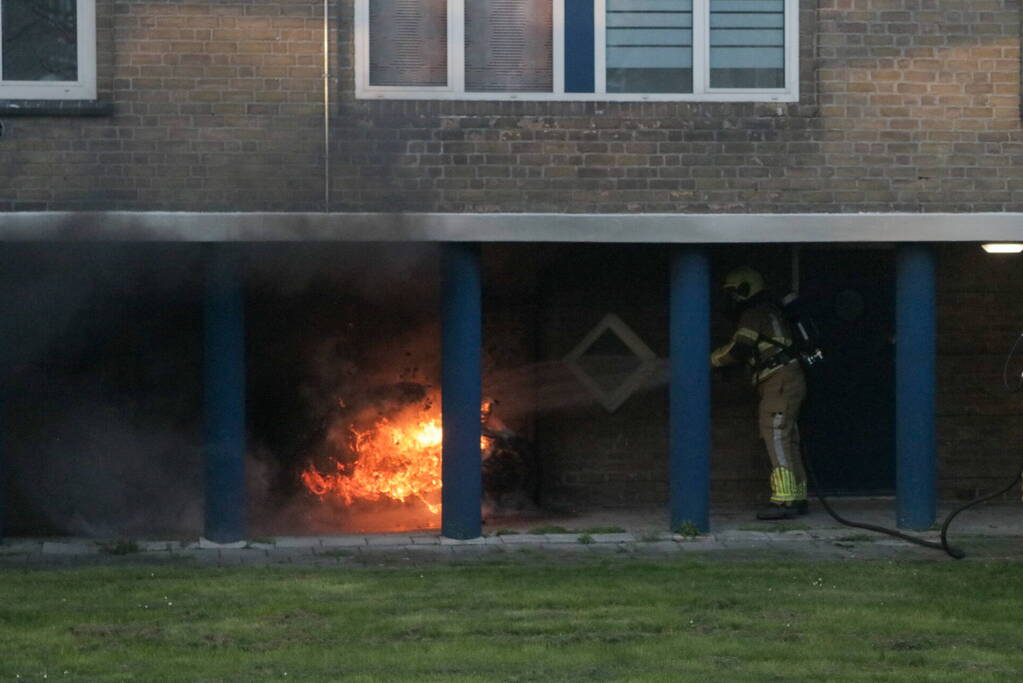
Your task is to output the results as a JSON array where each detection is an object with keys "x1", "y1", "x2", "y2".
[
  {"x1": 355, "y1": 0, "x2": 797, "y2": 101},
  {"x1": 0, "y1": 0, "x2": 96, "y2": 100}
]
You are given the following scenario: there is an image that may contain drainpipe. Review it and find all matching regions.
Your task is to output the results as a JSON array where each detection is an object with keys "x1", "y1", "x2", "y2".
[
  {"x1": 669, "y1": 248, "x2": 712, "y2": 533},
  {"x1": 441, "y1": 243, "x2": 482, "y2": 539},
  {"x1": 323, "y1": 0, "x2": 331, "y2": 212},
  {"x1": 895, "y1": 244, "x2": 937, "y2": 530},
  {"x1": 203, "y1": 245, "x2": 247, "y2": 545}
]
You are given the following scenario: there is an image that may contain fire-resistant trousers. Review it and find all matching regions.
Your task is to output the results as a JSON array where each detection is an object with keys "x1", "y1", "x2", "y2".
[{"x1": 756, "y1": 362, "x2": 807, "y2": 504}]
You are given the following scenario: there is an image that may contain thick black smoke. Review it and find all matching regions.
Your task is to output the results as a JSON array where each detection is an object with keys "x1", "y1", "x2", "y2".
[
  {"x1": 0, "y1": 243, "x2": 204, "y2": 536},
  {"x1": 1, "y1": 242, "x2": 441, "y2": 537}
]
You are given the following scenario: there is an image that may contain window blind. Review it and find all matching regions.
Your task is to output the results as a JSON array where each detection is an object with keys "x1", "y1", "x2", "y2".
[
  {"x1": 368, "y1": 0, "x2": 448, "y2": 87},
  {"x1": 606, "y1": 0, "x2": 693, "y2": 94},
  {"x1": 357, "y1": 0, "x2": 797, "y2": 100},
  {"x1": 709, "y1": 0, "x2": 785, "y2": 88},
  {"x1": 465, "y1": 0, "x2": 553, "y2": 93}
]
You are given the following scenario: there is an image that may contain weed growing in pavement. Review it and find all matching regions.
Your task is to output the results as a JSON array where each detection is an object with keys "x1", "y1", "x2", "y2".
[
  {"x1": 99, "y1": 539, "x2": 140, "y2": 556},
  {"x1": 738, "y1": 523, "x2": 812, "y2": 533},
  {"x1": 835, "y1": 534, "x2": 877, "y2": 543},
  {"x1": 674, "y1": 521, "x2": 702, "y2": 538},
  {"x1": 528, "y1": 526, "x2": 575, "y2": 535}
]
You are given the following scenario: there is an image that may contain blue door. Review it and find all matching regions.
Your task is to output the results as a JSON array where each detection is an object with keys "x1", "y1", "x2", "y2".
[{"x1": 799, "y1": 249, "x2": 896, "y2": 495}]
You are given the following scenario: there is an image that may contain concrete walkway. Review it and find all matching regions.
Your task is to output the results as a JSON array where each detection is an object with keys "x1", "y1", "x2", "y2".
[{"x1": 1, "y1": 500, "x2": 1019, "y2": 567}]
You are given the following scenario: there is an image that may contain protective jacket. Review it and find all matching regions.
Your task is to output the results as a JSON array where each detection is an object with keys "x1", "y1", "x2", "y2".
[{"x1": 710, "y1": 297, "x2": 797, "y2": 385}]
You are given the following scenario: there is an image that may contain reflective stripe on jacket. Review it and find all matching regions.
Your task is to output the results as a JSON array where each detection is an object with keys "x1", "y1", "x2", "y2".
[{"x1": 711, "y1": 300, "x2": 795, "y2": 385}]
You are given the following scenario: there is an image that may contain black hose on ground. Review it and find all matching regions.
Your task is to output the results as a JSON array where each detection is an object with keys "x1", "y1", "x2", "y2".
[
  {"x1": 938, "y1": 464, "x2": 1022, "y2": 558},
  {"x1": 800, "y1": 447, "x2": 966, "y2": 559},
  {"x1": 800, "y1": 332, "x2": 1023, "y2": 560}
]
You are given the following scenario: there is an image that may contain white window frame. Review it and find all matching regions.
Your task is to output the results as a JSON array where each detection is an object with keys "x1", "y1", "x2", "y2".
[
  {"x1": 0, "y1": 0, "x2": 97, "y2": 100},
  {"x1": 355, "y1": 0, "x2": 798, "y2": 102}
]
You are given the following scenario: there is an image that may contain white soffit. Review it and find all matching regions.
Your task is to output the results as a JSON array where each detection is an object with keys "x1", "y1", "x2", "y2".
[{"x1": 0, "y1": 212, "x2": 1022, "y2": 242}]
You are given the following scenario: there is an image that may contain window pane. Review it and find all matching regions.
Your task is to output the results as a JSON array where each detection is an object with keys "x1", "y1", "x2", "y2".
[
  {"x1": 369, "y1": 0, "x2": 447, "y2": 87},
  {"x1": 2, "y1": 0, "x2": 78, "y2": 82},
  {"x1": 606, "y1": 0, "x2": 692, "y2": 94},
  {"x1": 709, "y1": 0, "x2": 784, "y2": 89},
  {"x1": 466, "y1": 0, "x2": 552, "y2": 93}
]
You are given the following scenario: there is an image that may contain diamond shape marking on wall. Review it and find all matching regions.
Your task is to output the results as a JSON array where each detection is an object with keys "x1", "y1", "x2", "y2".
[{"x1": 564, "y1": 313, "x2": 658, "y2": 413}]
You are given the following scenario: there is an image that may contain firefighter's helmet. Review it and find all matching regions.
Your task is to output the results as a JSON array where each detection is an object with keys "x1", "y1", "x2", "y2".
[{"x1": 723, "y1": 267, "x2": 765, "y2": 302}]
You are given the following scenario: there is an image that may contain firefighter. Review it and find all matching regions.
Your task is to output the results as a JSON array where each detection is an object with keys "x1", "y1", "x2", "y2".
[{"x1": 711, "y1": 267, "x2": 808, "y2": 520}]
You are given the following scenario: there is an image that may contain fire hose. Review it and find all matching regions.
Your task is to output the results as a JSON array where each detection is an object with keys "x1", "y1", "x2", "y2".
[{"x1": 801, "y1": 332, "x2": 1023, "y2": 560}]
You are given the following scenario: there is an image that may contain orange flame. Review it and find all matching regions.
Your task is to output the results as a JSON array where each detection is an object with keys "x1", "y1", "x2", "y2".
[{"x1": 301, "y1": 400, "x2": 493, "y2": 517}]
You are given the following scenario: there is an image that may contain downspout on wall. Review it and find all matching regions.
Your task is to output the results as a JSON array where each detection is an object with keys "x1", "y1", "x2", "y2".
[{"x1": 323, "y1": 0, "x2": 331, "y2": 212}]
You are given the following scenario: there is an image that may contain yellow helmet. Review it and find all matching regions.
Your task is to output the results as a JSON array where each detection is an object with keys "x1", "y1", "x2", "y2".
[{"x1": 723, "y1": 267, "x2": 765, "y2": 302}]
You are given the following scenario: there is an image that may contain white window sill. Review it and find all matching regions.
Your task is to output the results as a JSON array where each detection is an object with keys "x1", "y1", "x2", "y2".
[
  {"x1": 355, "y1": 90, "x2": 799, "y2": 103},
  {"x1": 0, "y1": 100, "x2": 112, "y2": 117}
]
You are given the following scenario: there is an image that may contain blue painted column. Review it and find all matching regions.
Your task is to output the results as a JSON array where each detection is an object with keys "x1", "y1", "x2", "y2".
[
  {"x1": 669, "y1": 248, "x2": 712, "y2": 533},
  {"x1": 441, "y1": 243, "x2": 482, "y2": 540},
  {"x1": 204, "y1": 245, "x2": 247, "y2": 544},
  {"x1": 896, "y1": 244, "x2": 937, "y2": 530}
]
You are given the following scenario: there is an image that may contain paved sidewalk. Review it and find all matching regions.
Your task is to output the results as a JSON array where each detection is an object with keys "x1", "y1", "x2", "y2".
[{"x1": 0, "y1": 500, "x2": 1018, "y2": 567}]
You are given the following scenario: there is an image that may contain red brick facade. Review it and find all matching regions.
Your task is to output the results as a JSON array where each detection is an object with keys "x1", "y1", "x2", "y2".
[{"x1": 1, "y1": 1, "x2": 1021, "y2": 213}]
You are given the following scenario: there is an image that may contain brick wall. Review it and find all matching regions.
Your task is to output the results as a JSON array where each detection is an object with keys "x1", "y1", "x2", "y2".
[
  {"x1": 520, "y1": 243, "x2": 1023, "y2": 508},
  {"x1": 937, "y1": 244, "x2": 1023, "y2": 500},
  {"x1": 332, "y1": 0, "x2": 1022, "y2": 213},
  {"x1": 335, "y1": 0, "x2": 1022, "y2": 212},
  {"x1": 1, "y1": 0, "x2": 330, "y2": 210},
  {"x1": 1, "y1": 1, "x2": 1021, "y2": 212}
]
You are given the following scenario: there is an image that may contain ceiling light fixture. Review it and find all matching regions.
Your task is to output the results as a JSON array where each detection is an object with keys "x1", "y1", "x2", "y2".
[{"x1": 981, "y1": 243, "x2": 1023, "y2": 254}]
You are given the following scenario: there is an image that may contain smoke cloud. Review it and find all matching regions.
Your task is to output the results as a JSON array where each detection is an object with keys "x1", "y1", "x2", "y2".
[{"x1": 2, "y1": 241, "x2": 444, "y2": 537}]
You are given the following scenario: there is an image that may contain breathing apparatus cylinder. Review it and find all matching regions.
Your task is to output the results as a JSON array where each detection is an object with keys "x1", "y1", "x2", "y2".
[{"x1": 779, "y1": 292, "x2": 824, "y2": 369}]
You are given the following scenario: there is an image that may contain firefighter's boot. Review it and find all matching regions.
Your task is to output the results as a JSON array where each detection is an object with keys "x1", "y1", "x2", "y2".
[{"x1": 756, "y1": 503, "x2": 798, "y2": 520}]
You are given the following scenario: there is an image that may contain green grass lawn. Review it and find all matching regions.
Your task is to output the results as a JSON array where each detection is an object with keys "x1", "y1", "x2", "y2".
[{"x1": 2, "y1": 558, "x2": 1021, "y2": 681}]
